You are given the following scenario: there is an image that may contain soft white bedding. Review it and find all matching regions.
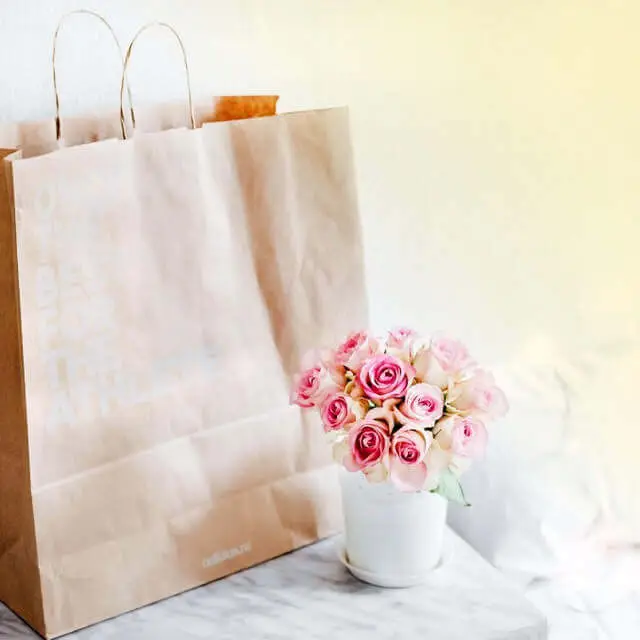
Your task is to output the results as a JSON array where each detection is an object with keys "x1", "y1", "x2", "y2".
[
  {"x1": 526, "y1": 583, "x2": 640, "y2": 640},
  {"x1": 447, "y1": 345, "x2": 640, "y2": 640}
]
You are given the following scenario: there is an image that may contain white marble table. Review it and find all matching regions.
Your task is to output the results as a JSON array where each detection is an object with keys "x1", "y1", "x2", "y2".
[{"x1": 0, "y1": 529, "x2": 547, "y2": 639}]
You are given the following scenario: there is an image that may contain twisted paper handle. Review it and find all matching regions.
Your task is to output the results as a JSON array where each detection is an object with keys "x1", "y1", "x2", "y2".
[
  {"x1": 52, "y1": 9, "x2": 134, "y2": 141},
  {"x1": 120, "y1": 22, "x2": 196, "y2": 140}
]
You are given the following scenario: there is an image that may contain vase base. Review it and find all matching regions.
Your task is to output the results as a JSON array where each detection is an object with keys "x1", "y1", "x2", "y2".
[{"x1": 336, "y1": 538, "x2": 452, "y2": 588}]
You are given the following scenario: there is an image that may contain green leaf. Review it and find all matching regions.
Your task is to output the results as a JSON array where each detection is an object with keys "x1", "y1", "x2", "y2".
[{"x1": 433, "y1": 470, "x2": 470, "y2": 506}]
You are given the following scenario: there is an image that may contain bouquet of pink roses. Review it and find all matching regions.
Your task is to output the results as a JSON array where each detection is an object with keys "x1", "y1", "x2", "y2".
[{"x1": 290, "y1": 329, "x2": 508, "y2": 503}]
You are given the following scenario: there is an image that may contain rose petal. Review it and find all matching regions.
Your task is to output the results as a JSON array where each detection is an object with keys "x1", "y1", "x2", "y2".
[
  {"x1": 424, "y1": 470, "x2": 442, "y2": 492},
  {"x1": 393, "y1": 406, "x2": 410, "y2": 426},
  {"x1": 351, "y1": 398, "x2": 370, "y2": 420},
  {"x1": 445, "y1": 378, "x2": 464, "y2": 404},
  {"x1": 389, "y1": 458, "x2": 428, "y2": 492},
  {"x1": 434, "y1": 421, "x2": 454, "y2": 450},
  {"x1": 332, "y1": 438, "x2": 351, "y2": 465},
  {"x1": 363, "y1": 461, "x2": 389, "y2": 483},
  {"x1": 366, "y1": 400, "x2": 398, "y2": 432},
  {"x1": 299, "y1": 349, "x2": 323, "y2": 370},
  {"x1": 346, "y1": 380, "x2": 365, "y2": 399},
  {"x1": 385, "y1": 346, "x2": 412, "y2": 362},
  {"x1": 425, "y1": 440, "x2": 452, "y2": 476},
  {"x1": 488, "y1": 385, "x2": 509, "y2": 419},
  {"x1": 343, "y1": 452, "x2": 361, "y2": 472},
  {"x1": 447, "y1": 369, "x2": 508, "y2": 420},
  {"x1": 366, "y1": 407, "x2": 394, "y2": 431},
  {"x1": 413, "y1": 348, "x2": 449, "y2": 388},
  {"x1": 450, "y1": 455, "x2": 472, "y2": 477},
  {"x1": 461, "y1": 419, "x2": 488, "y2": 458},
  {"x1": 430, "y1": 333, "x2": 475, "y2": 374}
]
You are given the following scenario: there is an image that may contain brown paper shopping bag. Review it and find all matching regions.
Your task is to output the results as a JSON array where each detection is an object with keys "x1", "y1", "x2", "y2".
[
  {"x1": 0, "y1": 21, "x2": 367, "y2": 639},
  {"x1": 0, "y1": 10, "x2": 278, "y2": 156}
]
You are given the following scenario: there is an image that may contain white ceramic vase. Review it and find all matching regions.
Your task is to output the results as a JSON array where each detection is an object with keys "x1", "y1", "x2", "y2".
[{"x1": 339, "y1": 469, "x2": 448, "y2": 587}]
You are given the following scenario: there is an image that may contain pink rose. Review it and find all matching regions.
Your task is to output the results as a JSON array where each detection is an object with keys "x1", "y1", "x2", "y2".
[
  {"x1": 333, "y1": 330, "x2": 380, "y2": 371},
  {"x1": 437, "y1": 415, "x2": 487, "y2": 458},
  {"x1": 389, "y1": 428, "x2": 431, "y2": 492},
  {"x1": 290, "y1": 366, "x2": 323, "y2": 408},
  {"x1": 395, "y1": 383, "x2": 444, "y2": 427},
  {"x1": 320, "y1": 393, "x2": 355, "y2": 433},
  {"x1": 359, "y1": 354, "x2": 414, "y2": 401},
  {"x1": 344, "y1": 418, "x2": 390, "y2": 471},
  {"x1": 447, "y1": 370, "x2": 508, "y2": 420},
  {"x1": 290, "y1": 365, "x2": 336, "y2": 408},
  {"x1": 334, "y1": 331, "x2": 368, "y2": 364}
]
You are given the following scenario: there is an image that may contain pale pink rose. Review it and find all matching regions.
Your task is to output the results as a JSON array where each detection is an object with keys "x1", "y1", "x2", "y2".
[
  {"x1": 320, "y1": 393, "x2": 355, "y2": 433},
  {"x1": 387, "y1": 327, "x2": 418, "y2": 349},
  {"x1": 334, "y1": 331, "x2": 369, "y2": 365},
  {"x1": 447, "y1": 370, "x2": 508, "y2": 420},
  {"x1": 350, "y1": 397, "x2": 371, "y2": 420},
  {"x1": 420, "y1": 437, "x2": 471, "y2": 489},
  {"x1": 386, "y1": 327, "x2": 420, "y2": 361},
  {"x1": 422, "y1": 439, "x2": 452, "y2": 490},
  {"x1": 436, "y1": 415, "x2": 487, "y2": 458},
  {"x1": 395, "y1": 383, "x2": 444, "y2": 427},
  {"x1": 430, "y1": 334, "x2": 474, "y2": 374},
  {"x1": 298, "y1": 348, "x2": 347, "y2": 389},
  {"x1": 333, "y1": 330, "x2": 379, "y2": 369},
  {"x1": 345, "y1": 378, "x2": 366, "y2": 400},
  {"x1": 413, "y1": 348, "x2": 449, "y2": 388},
  {"x1": 367, "y1": 398, "x2": 402, "y2": 431},
  {"x1": 322, "y1": 358, "x2": 348, "y2": 388},
  {"x1": 290, "y1": 366, "x2": 323, "y2": 408},
  {"x1": 389, "y1": 428, "x2": 432, "y2": 492},
  {"x1": 413, "y1": 336, "x2": 473, "y2": 388},
  {"x1": 334, "y1": 331, "x2": 382, "y2": 371},
  {"x1": 343, "y1": 418, "x2": 390, "y2": 471},
  {"x1": 362, "y1": 462, "x2": 389, "y2": 483},
  {"x1": 332, "y1": 437, "x2": 350, "y2": 465},
  {"x1": 359, "y1": 354, "x2": 414, "y2": 401},
  {"x1": 290, "y1": 365, "x2": 336, "y2": 408},
  {"x1": 302, "y1": 349, "x2": 346, "y2": 390}
]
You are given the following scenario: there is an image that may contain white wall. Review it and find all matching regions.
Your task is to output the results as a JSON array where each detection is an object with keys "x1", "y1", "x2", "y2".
[{"x1": 2, "y1": 0, "x2": 640, "y2": 581}]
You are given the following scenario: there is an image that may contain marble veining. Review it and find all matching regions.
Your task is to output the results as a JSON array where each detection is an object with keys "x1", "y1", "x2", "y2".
[{"x1": 0, "y1": 528, "x2": 547, "y2": 639}]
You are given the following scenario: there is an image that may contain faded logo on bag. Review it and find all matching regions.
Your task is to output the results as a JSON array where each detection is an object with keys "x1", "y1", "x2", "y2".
[{"x1": 202, "y1": 542, "x2": 252, "y2": 569}]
